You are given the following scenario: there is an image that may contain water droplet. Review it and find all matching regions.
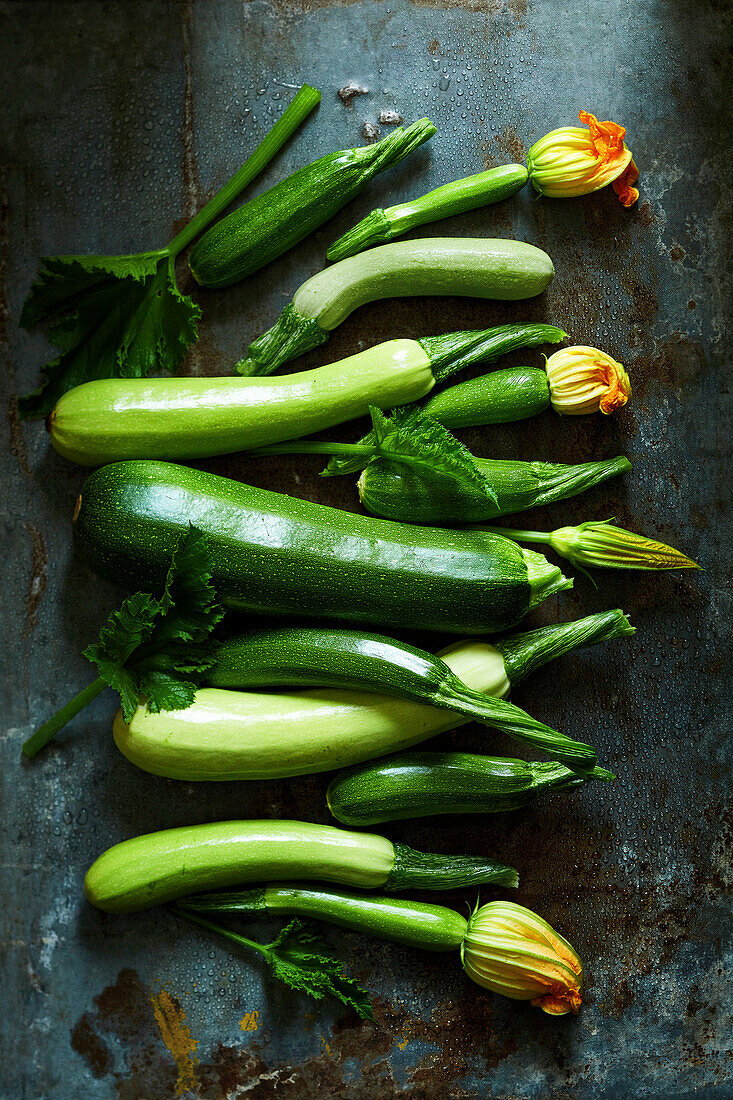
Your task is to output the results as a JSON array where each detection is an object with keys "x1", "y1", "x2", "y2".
[{"x1": 438, "y1": 73, "x2": 450, "y2": 91}]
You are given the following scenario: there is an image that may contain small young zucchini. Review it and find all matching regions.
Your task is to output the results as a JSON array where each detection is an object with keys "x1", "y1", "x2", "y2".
[
  {"x1": 180, "y1": 883, "x2": 469, "y2": 951},
  {"x1": 422, "y1": 365, "x2": 552, "y2": 429},
  {"x1": 189, "y1": 119, "x2": 436, "y2": 286},
  {"x1": 48, "y1": 323, "x2": 565, "y2": 467},
  {"x1": 74, "y1": 461, "x2": 570, "y2": 635},
  {"x1": 206, "y1": 626, "x2": 595, "y2": 770},
  {"x1": 238, "y1": 238, "x2": 555, "y2": 376},
  {"x1": 358, "y1": 455, "x2": 632, "y2": 525},
  {"x1": 327, "y1": 163, "x2": 529, "y2": 261},
  {"x1": 84, "y1": 820, "x2": 518, "y2": 913},
  {"x1": 112, "y1": 611, "x2": 632, "y2": 782},
  {"x1": 326, "y1": 752, "x2": 614, "y2": 825}
]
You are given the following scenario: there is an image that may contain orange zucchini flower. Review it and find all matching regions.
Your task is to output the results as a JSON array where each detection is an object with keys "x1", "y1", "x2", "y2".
[
  {"x1": 462, "y1": 901, "x2": 583, "y2": 1015},
  {"x1": 545, "y1": 346, "x2": 631, "y2": 416},
  {"x1": 528, "y1": 111, "x2": 639, "y2": 207}
]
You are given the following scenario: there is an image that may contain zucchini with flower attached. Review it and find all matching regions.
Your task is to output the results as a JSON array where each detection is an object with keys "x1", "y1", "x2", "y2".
[
  {"x1": 73, "y1": 461, "x2": 571, "y2": 635},
  {"x1": 113, "y1": 610, "x2": 632, "y2": 782},
  {"x1": 326, "y1": 752, "x2": 614, "y2": 825},
  {"x1": 178, "y1": 892, "x2": 584, "y2": 1017},
  {"x1": 483, "y1": 519, "x2": 700, "y2": 571},
  {"x1": 48, "y1": 322, "x2": 565, "y2": 467},
  {"x1": 237, "y1": 238, "x2": 555, "y2": 376},
  {"x1": 254, "y1": 405, "x2": 631, "y2": 525},
  {"x1": 327, "y1": 163, "x2": 529, "y2": 261},
  {"x1": 83, "y1": 819, "x2": 518, "y2": 913},
  {"x1": 189, "y1": 119, "x2": 436, "y2": 287}
]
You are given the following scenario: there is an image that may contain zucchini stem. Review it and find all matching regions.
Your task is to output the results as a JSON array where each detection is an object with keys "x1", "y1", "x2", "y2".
[
  {"x1": 418, "y1": 322, "x2": 567, "y2": 383},
  {"x1": 167, "y1": 84, "x2": 321, "y2": 256},
  {"x1": 22, "y1": 677, "x2": 106, "y2": 758},
  {"x1": 496, "y1": 609, "x2": 635, "y2": 688}
]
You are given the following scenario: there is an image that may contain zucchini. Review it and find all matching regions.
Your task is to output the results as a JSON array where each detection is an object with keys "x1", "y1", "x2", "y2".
[
  {"x1": 180, "y1": 883, "x2": 469, "y2": 951},
  {"x1": 112, "y1": 611, "x2": 632, "y2": 782},
  {"x1": 358, "y1": 455, "x2": 632, "y2": 525},
  {"x1": 84, "y1": 820, "x2": 518, "y2": 913},
  {"x1": 422, "y1": 365, "x2": 551, "y2": 429},
  {"x1": 48, "y1": 324, "x2": 565, "y2": 467},
  {"x1": 327, "y1": 752, "x2": 614, "y2": 825},
  {"x1": 238, "y1": 238, "x2": 555, "y2": 376},
  {"x1": 206, "y1": 625, "x2": 595, "y2": 769},
  {"x1": 327, "y1": 163, "x2": 529, "y2": 261},
  {"x1": 189, "y1": 119, "x2": 436, "y2": 287},
  {"x1": 73, "y1": 461, "x2": 570, "y2": 634}
]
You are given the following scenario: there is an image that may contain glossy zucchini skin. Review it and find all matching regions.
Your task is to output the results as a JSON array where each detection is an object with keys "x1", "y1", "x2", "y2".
[
  {"x1": 358, "y1": 456, "x2": 632, "y2": 525},
  {"x1": 189, "y1": 120, "x2": 436, "y2": 287},
  {"x1": 423, "y1": 366, "x2": 551, "y2": 429},
  {"x1": 327, "y1": 752, "x2": 588, "y2": 824},
  {"x1": 84, "y1": 820, "x2": 396, "y2": 913},
  {"x1": 74, "y1": 461, "x2": 558, "y2": 634},
  {"x1": 48, "y1": 340, "x2": 434, "y2": 466},
  {"x1": 181, "y1": 883, "x2": 469, "y2": 951}
]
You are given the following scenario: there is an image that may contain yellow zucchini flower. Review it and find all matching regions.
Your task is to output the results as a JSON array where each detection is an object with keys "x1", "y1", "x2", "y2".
[
  {"x1": 545, "y1": 346, "x2": 631, "y2": 416},
  {"x1": 528, "y1": 111, "x2": 639, "y2": 207},
  {"x1": 461, "y1": 901, "x2": 583, "y2": 1015}
]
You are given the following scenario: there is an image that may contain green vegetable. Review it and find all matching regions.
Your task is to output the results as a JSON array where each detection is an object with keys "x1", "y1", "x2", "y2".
[
  {"x1": 83, "y1": 819, "x2": 518, "y2": 913},
  {"x1": 189, "y1": 119, "x2": 436, "y2": 287},
  {"x1": 113, "y1": 611, "x2": 631, "y2": 782},
  {"x1": 19, "y1": 84, "x2": 321, "y2": 419},
  {"x1": 48, "y1": 323, "x2": 564, "y2": 467},
  {"x1": 74, "y1": 460, "x2": 571, "y2": 635},
  {"x1": 238, "y1": 238, "x2": 555, "y2": 376},
  {"x1": 206, "y1": 624, "x2": 596, "y2": 770},
  {"x1": 22, "y1": 528, "x2": 222, "y2": 759},
  {"x1": 327, "y1": 163, "x2": 529, "y2": 260},
  {"x1": 255, "y1": 404, "x2": 631, "y2": 524},
  {"x1": 179, "y1": 913, "x2": 374, "y2": 1019},
  {"x1": 175, "y1": 891, "x2": 585, "y2": 1015},
  {"x1": 482, "y1": 519, "x2": 700, "y2": 571},
  {"x1": 179, "y1": 883, "x2": 469, "y2": 951},
  {"x1": 422, "y1": 365, "x2": 552, "y2": 429},
  {"x1": 327, "y1": 753, "x2": 615, "y2": 825}
]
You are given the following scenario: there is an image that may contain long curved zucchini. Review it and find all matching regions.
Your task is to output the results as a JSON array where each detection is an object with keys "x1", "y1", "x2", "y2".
[
  {"x1": 189, "y1": 119, "x2": 436, "y2": 287},
  {"x1": 84, "y1": 820, "x2": 518, "y2": 913},
  {"x1": 327, "y1": 163, "x2": 529, "y2": 261},
  {"x1": 327, "y1": 752, "x2": 614, "y2": 825},
  {"x1": 238, "y1": 238, "x2": 555, "y2": 376},
  {"x1": 112, "y1": 611, "x2": 632, "y2": 781},
  {"x1": 206, "y1": 626, "x2": 595, "y2": 769},
  {"x1": 358, "y1": 455, "x2": 632, "y2": 525},
  {"x1": 73, "y1": 461, "x2": 569, "y2": 634},
  {"x1": 179, "y1": 883, "x2": 469, "y2": 951},
  {"x1": 48, "y1": 323, "x2": 566, "y2": 467}
]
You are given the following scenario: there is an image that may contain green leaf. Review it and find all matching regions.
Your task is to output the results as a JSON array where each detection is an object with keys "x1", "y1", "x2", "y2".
[
  {"x1": 83, "y1": 526, "x2": 223, "y2": 723},
  {"x1": 19, "y1": 252, "x2": 199, "y2": 419}
]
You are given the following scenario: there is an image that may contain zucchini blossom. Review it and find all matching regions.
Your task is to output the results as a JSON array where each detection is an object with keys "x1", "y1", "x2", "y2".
[
  {"x1": 528, "y1": 111, "x2": 639, "y2": 207},
  {"x1": 548, "y1": 519, "x2": 700, "y2": 571},
  {"x1": 462, "y1": 901, "x2": 583, "y2": 1015},
  {"x1": 546, "y1": 345, "x2": 631, "y2": 416}
]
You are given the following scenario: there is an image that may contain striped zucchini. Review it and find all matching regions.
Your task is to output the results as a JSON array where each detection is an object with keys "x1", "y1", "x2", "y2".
[
  {"x1": 238, "y1": 238, "x2": 555, "y2": 376},
  {"x1": 84, "y1": 820, "x2": 518, "y2": 913},
  {"x1": 73, "y1": 461, "x2": 569, "y2": 634}
]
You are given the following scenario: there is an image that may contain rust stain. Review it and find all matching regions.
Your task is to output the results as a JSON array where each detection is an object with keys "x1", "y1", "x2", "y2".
[
  {"x1": 8, "y1": 394, "x2": 30, "y2": 476},
  {"x1": 494, "y1": 125, "x2": 526, "y2": 163},
  {"x1": 150, "y1": 988, "x2": 200, "y2": 1096},
  {"x1": 23, "y1": 523, "x2": 47, "y2": 637},
  {"x1": 71, "y1": 1013, "x2": 114, "y2": 1079},
  {"x1": 239, "y1": 1009, "x2": 260, "y2": 1032},
  {"x1": 427, "y1": 38, "x2": 441, "y2": 56}
]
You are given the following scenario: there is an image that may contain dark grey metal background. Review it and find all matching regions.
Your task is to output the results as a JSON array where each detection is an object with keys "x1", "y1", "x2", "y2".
[{"x1": 1, "y1": 1, "x2": 731, "y2": 1097}]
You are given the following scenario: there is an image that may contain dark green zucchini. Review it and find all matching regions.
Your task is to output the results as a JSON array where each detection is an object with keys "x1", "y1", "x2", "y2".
[
  {"x1": 423, "y1": 365, "x2": 551, "y2": 429},
  {"x1": 73, "y1": 461, "x2": 570, "y2": 635},
  {"x1": 326, "y1": 752, "x2": 614, "y2": 825}
]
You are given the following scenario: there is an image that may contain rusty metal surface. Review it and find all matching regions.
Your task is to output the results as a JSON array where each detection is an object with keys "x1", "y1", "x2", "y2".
[{"x1": 1, "y1": 0, "x2": 731, "y2": 1096}]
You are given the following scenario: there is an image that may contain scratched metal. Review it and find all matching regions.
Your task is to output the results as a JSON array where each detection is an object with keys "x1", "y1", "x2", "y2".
[{"x1": 1, "y1": 0, "x2": 731, "y2": 1097}]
